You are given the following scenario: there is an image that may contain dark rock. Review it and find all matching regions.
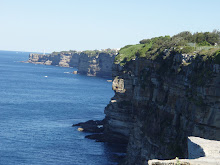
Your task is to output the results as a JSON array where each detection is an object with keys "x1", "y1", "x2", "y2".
[
  {"x1": 72, "y1": 120, "x2": 104, "y2": 133},
  {"x1": 85, "y1": 133, "x2": 128, "y2": 144},
  {"x1": 73, "y1": 119, "x2": 128, "y2": 144},
  {"x1": 104, "y1": 53, "x2": 220, "y2": 164}
]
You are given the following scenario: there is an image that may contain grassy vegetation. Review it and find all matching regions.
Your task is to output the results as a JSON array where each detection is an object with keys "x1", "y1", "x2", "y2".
[
  {"x1": 82, "y1": 50, "x2": 99, "y2": 57},
  {"x1": 196, "y1": 48, "x2": 220, "y2": 64},
  {"x1": 115, "y1": 30, "x2": 220, "y2": 65},
  {"x1": 179, "y1": 46, "x2": 195, "y2": 54},
  {"x1": 82, "y1": 49, "x2": 118, "y2": 57},
  {"x1": 114, "y1": 44, "x2": 145, "y2": 65},
  {"x1": 51, "y1": 50, "x2": 78, "y2": 55},
  {"x1": 51, "y1": 49, "x2": 118, "y2": 57}
]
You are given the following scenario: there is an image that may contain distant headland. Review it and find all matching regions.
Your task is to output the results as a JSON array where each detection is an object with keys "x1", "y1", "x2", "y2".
[{"x1": 27, "y1": 49, "x2": 118, "y2": 78}]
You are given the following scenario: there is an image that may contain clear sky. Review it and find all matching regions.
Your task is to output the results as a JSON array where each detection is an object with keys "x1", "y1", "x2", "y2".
[{"x1": 0, "y1": 0, "x2": 219, "y2": 52}]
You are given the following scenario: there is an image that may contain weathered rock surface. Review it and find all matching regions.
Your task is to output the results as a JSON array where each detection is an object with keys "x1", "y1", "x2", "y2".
[
  {"x1": 72, "y1": 119, "x2": 128, "y2": 144},
  {"x1": 72, "y1": 120, "x2": 104, "y2": 133},
  {"x1": 28, "y1": 53, "x2": 48, "y2": 64},
  {"x1": 104, "y1": 52, "x2": 220, "y2": 164},
  {"x1": 28, "y1": 51, "x2": 78, "y2": 67},
  {"x1": 77, "y1": 52, "x2": 116, "y2": 78},
  {"x1": 28, "y1": 50, "x2": 117, "y2": 78},
  {"x1": 149, "y1": 136, "x2": 220, "y2": 165}
]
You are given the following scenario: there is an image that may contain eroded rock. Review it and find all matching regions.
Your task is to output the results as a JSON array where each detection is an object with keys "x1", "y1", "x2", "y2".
[{"x1": 104, "y1": 53, "x2": 220, "y2": 164}]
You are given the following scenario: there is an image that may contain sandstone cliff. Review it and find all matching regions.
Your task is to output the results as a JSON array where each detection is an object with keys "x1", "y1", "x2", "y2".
[
  {"x1": 104, "y1": 46, "x2": 220, "y2": 164},
  {"x1": 28, "y1": 49, "x2": 117, "y2": 78},
  {"x1": 28, "y1": 51, "x2": 78, "y2": 67},
  {"x1": 28, "y1": 53, "x2": 49, "y2": 64},
  {"x1": 77, "y1": 51, "x2": 116, "y2": 78}
]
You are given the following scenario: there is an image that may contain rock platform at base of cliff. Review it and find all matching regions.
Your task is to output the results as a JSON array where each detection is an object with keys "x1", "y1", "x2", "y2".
[
  {"x1": 72, "y1": 119, "x2": 127, "y2": 164},
  {"x1": 72, "y1": 120, "x2": 104, "y2": 133},
  {"x1": 72, "y1": 120, "x2": 128, "y2": 144}
]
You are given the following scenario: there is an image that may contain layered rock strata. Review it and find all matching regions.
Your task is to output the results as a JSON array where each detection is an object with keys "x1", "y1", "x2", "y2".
[
  {"x1": 104, "y1": 52, "x2": 220, "y2": 164},
  {"x1": 28, "y1": 51, "x2": 79, "y2": 66},
  {"x1": 77, "y1": 52, "x2": 116, "y2": 77},
  {"x1": 28, "y1": 50, "x2": 117, "y2": 78}
]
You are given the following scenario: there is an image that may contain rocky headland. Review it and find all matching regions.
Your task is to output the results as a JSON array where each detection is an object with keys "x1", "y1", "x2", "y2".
[
  {"x1": 74, "y1": 31, "x2": 220, "y2": 165},
  {"x1": 28, "y1": 49, "x2": 117, "y2": 78},
  {"x1": 105, "y1": 55, "x2": 220, "y2": 164}
]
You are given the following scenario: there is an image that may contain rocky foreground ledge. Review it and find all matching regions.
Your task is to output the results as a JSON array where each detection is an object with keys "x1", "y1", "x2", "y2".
[{"x1": 149, "y1": 136, "x2": 220, "y2": 165}]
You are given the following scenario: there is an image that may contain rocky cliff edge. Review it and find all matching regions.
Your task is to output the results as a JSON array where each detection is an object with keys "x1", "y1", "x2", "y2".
[
  {"x1": 28, "y1": 49, "x2": 117, "y2": 78},
  {"x1": 104, "y1": 45, "x2": 220, "y2": 164}
]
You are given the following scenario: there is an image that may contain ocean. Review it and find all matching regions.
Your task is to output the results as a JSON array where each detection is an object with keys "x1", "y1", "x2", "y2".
[{"x1": 0, "y1": 51, "x2": 121, "y2": 165}]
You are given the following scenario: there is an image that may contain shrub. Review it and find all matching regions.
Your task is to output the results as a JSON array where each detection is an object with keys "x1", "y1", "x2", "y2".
[
  {"x1": 197, "y1": 41, "x2": 211, "y2": 46},
  {"x1": 117, "y1": 30, "x2": 220, "y2": 66},
  {"x1": 172, "y1": 31, "x2": 193, "y2": 42},
  {"x1": 139, "y1": 39, "x2": 151, "y2": 44}
]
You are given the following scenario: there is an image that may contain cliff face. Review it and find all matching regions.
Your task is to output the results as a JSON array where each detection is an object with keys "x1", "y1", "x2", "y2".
[
  {"x1": 69, "y1": 53, "x2": 80, "y2": 67},
  {"x1": 28, "y1": 52, "x2": 76, "y2": 67},
  {"x1": 97, "y1": 53, "x2": 116, "y2": 77},
  {"x1": 77, "y1": 52, "x2": 116, "y2": 78},
  {"x1": 77, "y1": 53, "x2": 99, "y2": 76},
  {"x1": 28, "y1": 53, "x2": 49, "y2": 64},
  {"x1": 104, "y1": 52, "x2": 220, "y2": 164},
  {"x1": 28, "y1": 50, "x2": 116, "y2": 78}
]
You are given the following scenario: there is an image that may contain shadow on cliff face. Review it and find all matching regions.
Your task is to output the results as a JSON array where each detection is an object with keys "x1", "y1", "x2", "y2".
[
  {"x1": 188, "y1": 137, "x2": 205, "y2": 159},
  {"x1": 103, "y1": 143, "x2": 127, "y2": 164}
]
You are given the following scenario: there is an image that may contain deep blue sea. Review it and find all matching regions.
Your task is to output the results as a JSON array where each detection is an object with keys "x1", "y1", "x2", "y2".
[{"x1": 0, "y1": 51, "x2": 122, "y2": 165}]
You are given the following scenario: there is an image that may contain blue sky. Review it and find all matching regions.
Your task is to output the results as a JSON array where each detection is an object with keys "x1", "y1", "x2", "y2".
[{"x1": 0, "y1": 0, "x2": 219, "y2": 52}]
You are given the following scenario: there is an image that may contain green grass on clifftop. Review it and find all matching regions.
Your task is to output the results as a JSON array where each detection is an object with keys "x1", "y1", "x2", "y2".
[
  {"x1": 114, "y1": 44, "x2": 145, "y2": 65},
  {"x1": 50, "y1": 49, "x2": 118, "y2": 58},
  {"x1": 115, "y1": 30, "x2": 220, "y2": 65}
]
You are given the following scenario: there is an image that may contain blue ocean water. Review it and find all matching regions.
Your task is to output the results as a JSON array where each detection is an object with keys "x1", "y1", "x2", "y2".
[{"x1": 0, "y1": 51, "x2": 121, "y2": 165}]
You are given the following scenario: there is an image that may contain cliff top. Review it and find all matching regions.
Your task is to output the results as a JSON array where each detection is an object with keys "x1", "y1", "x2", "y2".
[
  {"x1": 51, "y1": 49, "x2": 118, "y2": 57},
  {"x1": 115, "y1": 30, "x2": 220, "y2": 66}
]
